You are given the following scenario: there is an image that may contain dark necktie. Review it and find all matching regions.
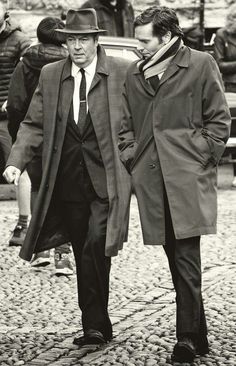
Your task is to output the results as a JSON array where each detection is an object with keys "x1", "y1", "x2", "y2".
[
  {"x1": 78, "y1": 68, "x2": 87, "y2": 134},
  {"x1": 147, "y1": 74, "x2": 160, "y2": 91}
]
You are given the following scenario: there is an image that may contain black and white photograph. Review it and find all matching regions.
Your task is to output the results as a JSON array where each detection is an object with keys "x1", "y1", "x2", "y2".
[{"x1": 0, "y1": 0, "x2": 236, "y2": 365}]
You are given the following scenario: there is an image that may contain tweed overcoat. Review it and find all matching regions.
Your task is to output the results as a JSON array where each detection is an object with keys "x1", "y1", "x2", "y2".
[
  {"x1": 7, "y1": 46, "x2": 131, "y2": 260},
  {"x1": 119, "y1": 46, "x2": 231, "y2": 245}
]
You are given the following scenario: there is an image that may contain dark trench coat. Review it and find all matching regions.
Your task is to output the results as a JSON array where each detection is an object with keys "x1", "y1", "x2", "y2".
[
  {"x1": 7, "y1": 46, "x2": 131, "y2": 260},
  {"x1": 119, "y1": 46, "x2": 231, "y2": 245}
]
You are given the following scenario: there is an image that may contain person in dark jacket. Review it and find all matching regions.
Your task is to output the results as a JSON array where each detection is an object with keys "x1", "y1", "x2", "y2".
[
  {"x1": 80, "y1": 0, "x2": 134, "y2": 37},
  {"x1": 214, "y1": 3, "x2": 236, "y2": 187},
  {"x1": 7, "y1": 16, "x2": 73, "y2": 275},
  {"x1": 0, "y1": 3, "x2": 31, "y2": 184},
  {"x1": 0, "y1": 3, "x2": 31, "y2": 248}
]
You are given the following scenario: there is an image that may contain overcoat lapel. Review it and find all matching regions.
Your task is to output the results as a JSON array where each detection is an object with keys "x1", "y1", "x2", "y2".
[
  {"x1": 158, "y1": 62, "x2": 180, "y2": 88},
  {"x1": 59, "y1": 60, "x2": 74, "y2": 141},
  {"x1": 89, "y1": 72, "x2": 102, "y2": 93},
  {"x1": 136, "y1": 72, "x2": 155, "y2": 96}
]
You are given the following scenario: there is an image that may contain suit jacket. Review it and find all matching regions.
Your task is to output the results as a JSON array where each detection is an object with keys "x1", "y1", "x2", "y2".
[
  {"x1": 7, "y1": 45, "x2": 131, "y2": 259},
  {"x1": 56, "y1": 107, "x2": 108, "y2": 200}
]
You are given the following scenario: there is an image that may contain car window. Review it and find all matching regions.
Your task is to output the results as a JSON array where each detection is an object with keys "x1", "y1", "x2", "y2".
[{"x1": 104, "y1": 47, "x2": 140, "y2": 61}]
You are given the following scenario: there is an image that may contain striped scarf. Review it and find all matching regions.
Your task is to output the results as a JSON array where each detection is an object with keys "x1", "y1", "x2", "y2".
[{"x1": 138, "y1": 36, "x2": 183, "y2": 80}]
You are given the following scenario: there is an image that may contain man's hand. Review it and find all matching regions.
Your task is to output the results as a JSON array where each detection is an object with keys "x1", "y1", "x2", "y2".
[
  {"x1": 3, "y1": 166, "x2": 21, "y2": 185},
  {"x1": 1, "y1": 100, "x2": 7, "y2": 113}
]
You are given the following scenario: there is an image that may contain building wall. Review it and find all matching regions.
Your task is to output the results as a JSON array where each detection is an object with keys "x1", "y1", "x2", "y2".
[
  {"x1": 134, "y1": 0, "x2": 231, "y2": 28},
  {"x1": 6, "y1": 0, "x2": 232, "y2": 28}
]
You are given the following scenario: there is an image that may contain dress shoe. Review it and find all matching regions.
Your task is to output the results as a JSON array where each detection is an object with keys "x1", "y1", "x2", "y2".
[
  {"x1": 172, "y1": 336, "x2": 196, "y2": 363},
  {"x1": 73, "y1": 329, "x2": 107, "y2": 346}
]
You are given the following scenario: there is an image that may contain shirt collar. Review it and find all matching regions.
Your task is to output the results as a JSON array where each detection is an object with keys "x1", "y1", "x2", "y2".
[{"x1": 71, "y1": 54, "x2": 98, "y2": 78}]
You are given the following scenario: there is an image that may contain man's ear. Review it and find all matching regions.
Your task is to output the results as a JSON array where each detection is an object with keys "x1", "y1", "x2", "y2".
[
  {"x1": 162, "y1": 31, "x2": 172, "y2": 44},
  {"x1": 4, "y1": 11, "x2": 9, "y2": 20}
]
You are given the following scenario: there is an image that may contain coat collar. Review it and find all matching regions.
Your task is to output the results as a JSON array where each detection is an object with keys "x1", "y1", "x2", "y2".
[
  {"x1": 133, "y1": 45, "x2": 190, "y2": 95},
  {"x1": 133, "y1": 45, "x2": 190, "y2": 76},
  {"x1": 61, "y1": 44, "x2": 109, "y2": 82}
]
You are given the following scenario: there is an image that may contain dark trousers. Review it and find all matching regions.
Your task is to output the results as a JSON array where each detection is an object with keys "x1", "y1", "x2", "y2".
[
  {"x1": 60, "y1": 195, "x2": 112, "y2": 340},
  {"x1": 163, "y1": 192, "x2": 207, "y2": 342}
]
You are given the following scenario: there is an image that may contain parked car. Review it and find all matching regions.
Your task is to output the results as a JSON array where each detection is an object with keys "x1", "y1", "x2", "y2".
[{"x1": 100, "y1": 36, "x2": 141, "y2": 61}]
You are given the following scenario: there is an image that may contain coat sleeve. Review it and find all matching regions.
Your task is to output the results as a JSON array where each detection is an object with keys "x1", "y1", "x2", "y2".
[
  {"x1": 118, "y1": 80, "x2": 138, "y2": 173},
  {"x1": 7, "y1": 61, "x2": 31, "y2": 142},
  {"x1": 214, "y1": 30, "x2": 236, "y2": 74},
  {"x1": 16, "y1": 30, "x2": 32, "y2": 58},
  {"x1": 6, "y1": 72, "x2": 44, "y2": 172},
  {"x1": 201, "y1": 54, "x2": 231, "y2": 164}
]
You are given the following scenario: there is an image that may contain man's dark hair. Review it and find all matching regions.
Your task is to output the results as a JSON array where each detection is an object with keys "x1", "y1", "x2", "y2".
[{"x1": 134, "y1": 6, "x2": 184, "y2": 39}]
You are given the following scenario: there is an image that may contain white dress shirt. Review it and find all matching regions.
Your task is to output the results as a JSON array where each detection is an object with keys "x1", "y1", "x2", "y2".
[{"x1": 71, "y1": 54, "x2": 97, "y2": 123}]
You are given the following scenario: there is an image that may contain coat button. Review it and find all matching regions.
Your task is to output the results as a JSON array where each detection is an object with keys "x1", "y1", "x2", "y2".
[
  {"x1": 53, "y1": 146, "x2": 58, "y2": 152},
  {"x1": 149, "y1": 163, "x2": 156, "y2": 169},
  {"x1": 45, "y1": 183, "x2": 49, "y2": 189}
]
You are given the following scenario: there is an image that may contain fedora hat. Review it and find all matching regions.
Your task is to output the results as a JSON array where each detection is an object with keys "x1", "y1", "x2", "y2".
[{"x1": 55, "y1": 8, "x2": 107, "y2": 34}]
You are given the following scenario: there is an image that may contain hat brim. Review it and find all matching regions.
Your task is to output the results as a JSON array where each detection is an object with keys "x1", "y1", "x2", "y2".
[{"x1": 55, "y1": 28, "x2": 107, "y2": 34}]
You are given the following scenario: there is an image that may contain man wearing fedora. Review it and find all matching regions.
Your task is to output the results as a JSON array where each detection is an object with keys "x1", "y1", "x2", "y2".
[{"x1": 3, "y1": 8, "x2": 131, "y2": 345}]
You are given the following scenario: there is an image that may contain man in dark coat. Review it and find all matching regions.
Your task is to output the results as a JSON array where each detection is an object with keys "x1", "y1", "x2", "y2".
[
  {"x1": 4, "y1": 8, "x2": 131, "y2": 345},
  {"x1": 118, "y1": 6, "x2": 231, "y2": 363},
  {"x1": 80, "y1": 0, "x2": 134, "y2": 37}
]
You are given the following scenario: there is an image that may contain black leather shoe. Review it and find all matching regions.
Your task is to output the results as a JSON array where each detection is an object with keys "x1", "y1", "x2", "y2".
[
  {"x1": 172, "y1": 336, "x2": 196, "y2": 363},
  {"x1": 73, "y1": 329, "x2": 107, "y2": 346}
]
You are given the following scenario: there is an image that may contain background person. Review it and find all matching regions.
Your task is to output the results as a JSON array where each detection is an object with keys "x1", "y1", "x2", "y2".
[
  {"x1": 119, "y1": 6, "x2": 231, "y2": 363},
  {"x1": 3, "y1": 8, "x2": 131, "y2": 345},
  {"x1": 7, "y1": 16, "x2": 73, "y2": 275},
  {"x1": 214, "y1": 3, "x2": 236, "y2": 187},
  {"x1": 0, "y1": 2, "x2": 31, "y2": 245},
  {"x1": 80, "y1": 0, "x2": 134, "y2": 37}
]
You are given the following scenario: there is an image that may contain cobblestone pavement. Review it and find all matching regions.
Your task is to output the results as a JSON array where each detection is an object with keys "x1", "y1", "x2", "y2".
[{"x1": 0, "y1": 189, "x2": 236, "y2": 366}]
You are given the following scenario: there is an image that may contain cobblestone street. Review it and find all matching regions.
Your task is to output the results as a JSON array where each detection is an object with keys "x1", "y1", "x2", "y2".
[{"x1": 0, "y1": 188, "x2": 236, "y2": 366}]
